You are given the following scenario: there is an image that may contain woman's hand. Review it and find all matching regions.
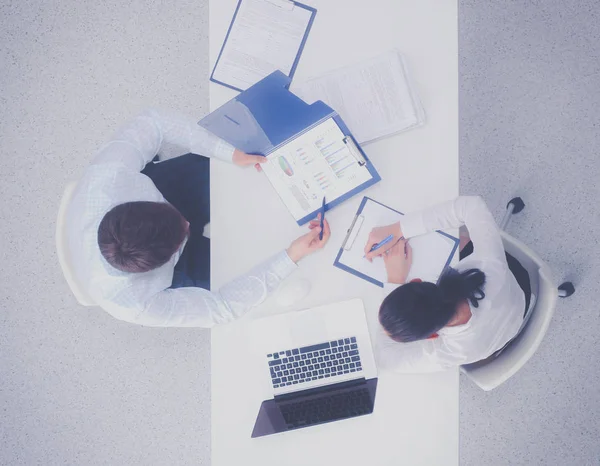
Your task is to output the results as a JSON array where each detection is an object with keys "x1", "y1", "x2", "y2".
[
  {"x1": 364, "y1": 222, "x2": 403, "y2": 261},
  {"x1": 384, "y1": 240, "x2": 413, "y2": 284}
]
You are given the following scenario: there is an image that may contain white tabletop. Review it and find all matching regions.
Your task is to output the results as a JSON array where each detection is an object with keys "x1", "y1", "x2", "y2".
[{"x1": 209, "y1": 1, "x2": 459, "y2": 464}]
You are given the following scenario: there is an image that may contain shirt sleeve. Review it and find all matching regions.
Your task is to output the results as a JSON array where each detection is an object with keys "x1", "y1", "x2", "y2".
[
  {"x1": 90, "y1": 108, "x2": 236, "y2": 171},
  {"x1": 375, "y1": 328, "x2": 469, "y2": 373},
  {"x1": 400, "y1": 196, "x2": 506, "y2": 266},
  {"x1": 126, "y1": 251, "x2": 298, "y2": 327},
  {"x1": 376, "y1": 196, "x2": 510, "y2": 372}
]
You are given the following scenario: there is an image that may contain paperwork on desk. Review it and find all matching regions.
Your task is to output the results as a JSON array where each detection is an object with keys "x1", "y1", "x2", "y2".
[
  {"x1": 293, "y1": 51, "x2": 426, "y2": 144},
  {"x1": 211, "y1": 0, "x2": 315, "y2": 92},
  {"x1": 199, "y1": 70, "x2": 381, "y2": 225},
  {"x1": 261, "y1": 118, "x2": 373, "y2": 222},
  {"x1": 334, "y1": 198, "x2": 458, "y2": 287}
]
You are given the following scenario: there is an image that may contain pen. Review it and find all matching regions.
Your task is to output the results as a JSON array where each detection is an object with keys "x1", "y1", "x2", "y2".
[
  {"x1": 319, "y1": 196, "x2": 326, "y2": 240},
  {"x1": 364, "y1": 234, "x2": 394, "y2": 257}
]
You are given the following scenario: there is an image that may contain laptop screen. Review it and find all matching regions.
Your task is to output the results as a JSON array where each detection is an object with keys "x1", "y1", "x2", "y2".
[{"x1": 251, "y1": 378, "x2": 377, "y2": 438}]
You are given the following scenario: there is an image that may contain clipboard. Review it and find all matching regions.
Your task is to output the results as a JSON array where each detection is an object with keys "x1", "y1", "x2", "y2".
[
  {"x1": 211, "y1": 0, "x2": 317, "y2": 92},
  {"x1": 333, "y1": 197, "x2": 459, "y2": 287},
  {"x1": 271, "y1": 115, "x2": 380, "y2": 226},
  {"x1": 199, "y1": 71, "x2": 381, "y2": 225}
]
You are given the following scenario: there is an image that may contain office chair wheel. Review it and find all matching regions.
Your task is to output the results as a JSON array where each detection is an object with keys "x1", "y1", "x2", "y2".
[
  {"x1": 506, "y1": 197, "x2": 525, "y2": 214},
  {"x1": 558, "y1": 282, "x2": 575, "y2": 298}
]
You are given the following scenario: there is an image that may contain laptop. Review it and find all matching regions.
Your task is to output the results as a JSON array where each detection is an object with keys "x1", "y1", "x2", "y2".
[{"x1": 251, "y1": 299, "x2": 378, "y2": 438}]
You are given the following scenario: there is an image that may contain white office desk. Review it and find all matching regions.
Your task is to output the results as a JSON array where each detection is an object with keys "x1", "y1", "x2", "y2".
[{"x1": 209, "y1": 1, "x2": 458, "y2": 464}]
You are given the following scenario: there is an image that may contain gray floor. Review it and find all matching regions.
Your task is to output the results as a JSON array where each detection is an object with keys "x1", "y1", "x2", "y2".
[
  {"x1": 458, "y1": 1, "x2": 600, "y2": 465},
  {"x1": 1, "y1": 1, "x2": 598, "y2": 465},
  {"x1": 0, "y1": 1, "x2": 213, "y2": 465}
]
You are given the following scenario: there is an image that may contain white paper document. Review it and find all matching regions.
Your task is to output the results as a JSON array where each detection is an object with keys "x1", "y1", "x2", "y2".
[
  {"x1": 212, "y1": 0, "x2": 313, "y2": 91},
  {"x1": 336, "y1": 198, "x2": 458, "y2": 286},
  {"x1": 293, "y1": 50, "x2": 425, "y2": 144},
  {"x1": 261, "y1": 118, "x2": 373, "y2": 222}
]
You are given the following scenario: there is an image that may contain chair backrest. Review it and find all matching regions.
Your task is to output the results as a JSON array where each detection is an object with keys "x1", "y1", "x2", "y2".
[
  {"x1": 460, "y1": 231, "x2": 557, "y2": 391},
  {"x1": 56, "y1": 181, "x2": 96, "y2": 306}
]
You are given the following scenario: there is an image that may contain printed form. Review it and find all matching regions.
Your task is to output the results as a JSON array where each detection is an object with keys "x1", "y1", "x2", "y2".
[{"x1": 212, "y1": 0, "x2": 313, "y2": 91}]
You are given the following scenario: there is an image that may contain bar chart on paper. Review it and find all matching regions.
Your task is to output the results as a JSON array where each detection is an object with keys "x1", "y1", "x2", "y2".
[
  {"x1": 316, "y1": 137, "x2": 359, "y2": 180},
  {"x1": 262, "y1": 118, "x2": 372, "y2": 221}
]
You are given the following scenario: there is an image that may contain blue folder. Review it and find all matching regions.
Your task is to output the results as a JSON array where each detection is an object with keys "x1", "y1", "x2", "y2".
[
  {"x1": 333, "y1": 197, "x2": 459, "y2": 287},
  {"x1": 211, "y1": 0, "x2": 317, "y2": 92},
  {"x1": 199, "y1": 71, "x2": 382, "y2": 225}
]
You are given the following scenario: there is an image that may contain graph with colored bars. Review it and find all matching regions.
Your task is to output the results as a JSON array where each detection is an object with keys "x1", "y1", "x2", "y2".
[
  {"x1": 292, "y1": 132, "x2": 359, "y2": 195},
  {"x1": 315, "y1": 136, "x2": 357, "y2": 185}
]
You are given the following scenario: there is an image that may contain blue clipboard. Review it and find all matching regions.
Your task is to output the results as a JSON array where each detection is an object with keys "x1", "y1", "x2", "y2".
[
  {"x1": 199, "y1": 71, "x2": 381, "y2": 225},
  {"x1": 210, "y1": 0, "x2": 317, "y2": 92},
  {"x1": 333, "y1": 197, "x2": 460, "y2": 287}
]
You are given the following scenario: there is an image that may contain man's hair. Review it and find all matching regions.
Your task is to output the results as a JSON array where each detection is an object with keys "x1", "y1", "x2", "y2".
[
  {"x1": 379, "y1": 268, "x2": 486, "y2": 343},
  {"x1": 97, "y1": 201, "x2": 187, "y2": 273}
]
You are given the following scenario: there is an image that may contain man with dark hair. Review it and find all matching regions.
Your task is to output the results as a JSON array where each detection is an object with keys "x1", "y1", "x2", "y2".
[
  {"x1": 97, "y1": 201, "x2": 190, "y2": 273},
  {"x1": 66, "y1": 109, "x2": 330, "y2": 327}
]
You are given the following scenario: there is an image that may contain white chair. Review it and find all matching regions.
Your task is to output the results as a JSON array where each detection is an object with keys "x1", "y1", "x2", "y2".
[
  {"x1": 56, "y1": 181, "x2": 96, "y2": 306},
  {"x1": 460, "y1": 198, "x2": 574, "y2": 391}
]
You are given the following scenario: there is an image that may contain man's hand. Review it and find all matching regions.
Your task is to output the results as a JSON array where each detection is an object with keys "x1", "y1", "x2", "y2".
[
  {"x1": 364, "y1": 222, "x2": 403, "y2": 261},
  {"x1": 286, "y1": 215, "x2": 331, "y2": 263},
  {"x1": 232, "y1": 149, "x2": 267, "y2": 172},
  {"x1": 384, "y1": 240, "x2": 413, "y2": 284}
]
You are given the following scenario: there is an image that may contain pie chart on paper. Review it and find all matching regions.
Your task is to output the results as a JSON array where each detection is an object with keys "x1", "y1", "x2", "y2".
[{"x1": 278, "y1": 156, "x2": 294, "y2": 176}]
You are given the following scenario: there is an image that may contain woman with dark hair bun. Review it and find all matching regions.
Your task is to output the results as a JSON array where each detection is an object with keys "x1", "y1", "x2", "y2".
[{"x1": 364, "y1": 196, "x2": 531, "y2": 372}]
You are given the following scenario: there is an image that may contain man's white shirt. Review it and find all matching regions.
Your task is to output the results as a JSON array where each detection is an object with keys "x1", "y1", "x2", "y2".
[{"x1": 66, "y1": 109, "x2": 297, "y2": 327}]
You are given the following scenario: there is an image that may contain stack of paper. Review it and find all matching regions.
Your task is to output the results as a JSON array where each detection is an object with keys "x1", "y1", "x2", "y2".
[{"x1": 293, "y1": 50, "x2": 426, "y2": 145}]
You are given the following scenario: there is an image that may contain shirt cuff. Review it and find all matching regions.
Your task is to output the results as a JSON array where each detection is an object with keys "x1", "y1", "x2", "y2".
[
  {"x1": 190, "y1": 126, "x2": 236, "y2": 163},
  {"x1": 270, "y1": 250, "x2": 299, "y2": 279},
  {"x1": 212, "y1": 139, "x2": 236, "y2": 163},
  {"x1": 400, "y1": 212, "x2": 427, "y2": 239}
]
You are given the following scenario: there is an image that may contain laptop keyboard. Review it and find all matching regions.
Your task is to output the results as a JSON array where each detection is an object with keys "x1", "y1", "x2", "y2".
[
  {"x1": 267, "y1": 337, "x2": 363, "y2": 389},
  {"x1": 279, "y1": 386, "x2": 373, "y2": 429}
]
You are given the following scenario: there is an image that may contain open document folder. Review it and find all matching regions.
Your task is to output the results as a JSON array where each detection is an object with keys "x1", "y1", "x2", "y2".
[
  {"x1": 334, "y1": 197, "x2": 459, "y2": 288},
  {"x1": 211, "y1": 0, "x2": 316, "y2": 92},
  {"x1": 293, "y1": 50, "x2": 425, "y2": 144},
  {"x1": 199, "y1": 71, "x2": 381, "y2": 225}
]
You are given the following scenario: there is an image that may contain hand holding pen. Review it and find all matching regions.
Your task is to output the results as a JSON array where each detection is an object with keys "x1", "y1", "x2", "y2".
[{"x1": 363, "y1": 222, "x2": 404, "y2": 261}]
